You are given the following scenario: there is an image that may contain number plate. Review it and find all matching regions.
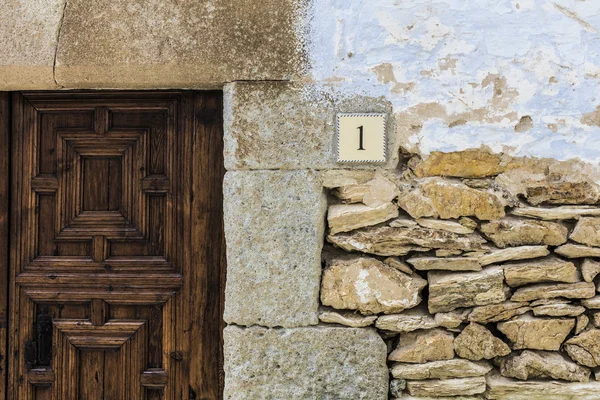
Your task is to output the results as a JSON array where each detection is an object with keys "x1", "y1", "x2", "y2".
[{"x1": 336, "y1": 113, "x2": 387, "y2": 163}]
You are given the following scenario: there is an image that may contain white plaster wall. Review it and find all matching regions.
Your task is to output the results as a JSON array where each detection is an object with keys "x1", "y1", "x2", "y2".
[{"x1": 306, "y1": 0, "x2": 600, "y2": 164}]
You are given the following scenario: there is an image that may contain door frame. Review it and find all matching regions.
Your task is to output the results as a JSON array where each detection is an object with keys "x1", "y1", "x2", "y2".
[
  {"x1": 0, "y1": 91, "x2": 226, "y2": 399},
  {"x1": 0, "y1": 93, "x2": 10, "y2": 400}
]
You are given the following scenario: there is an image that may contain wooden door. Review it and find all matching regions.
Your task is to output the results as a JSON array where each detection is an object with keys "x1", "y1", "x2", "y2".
[{"x1": 6, "y1": 91, "x2": 225, "y2": 399}]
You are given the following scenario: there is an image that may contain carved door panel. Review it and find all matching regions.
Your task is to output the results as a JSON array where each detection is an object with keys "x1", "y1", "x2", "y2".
[{"x1": 8, "y1": 92, "x2": 225, "y2": 399}]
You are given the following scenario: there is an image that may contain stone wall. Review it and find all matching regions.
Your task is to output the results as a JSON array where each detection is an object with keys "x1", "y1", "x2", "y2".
[
  {"x1": 4, "y1": 1, "x2": 600, "y2": 398},
  {"x1": 320, "y1": 149, "x2": 600, "y2": 399}
]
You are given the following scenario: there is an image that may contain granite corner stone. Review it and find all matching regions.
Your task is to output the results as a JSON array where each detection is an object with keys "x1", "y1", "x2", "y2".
[
  {"x1": 223, "y1": 170, "x2": 326, "y2": 328},
  {"x1": 224, "y1": 81, "x2": 395, "y2": 170},
  {"x1": 223, "y1": 325, "x2": 389, "y2": 400}
]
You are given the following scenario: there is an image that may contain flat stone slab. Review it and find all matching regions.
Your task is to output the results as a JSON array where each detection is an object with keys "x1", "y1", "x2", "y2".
[
  {"x1": 224, "y1": 326, "x2": 388, "y2": 400},
  {"x1": 532, "y1": 303, "x2": 585, "y2": 317},
  {"x1": 511, "y1": 206, "x2": 600, "y2": 220},
  {"x1": 486, "y1": 372, "x2": 600, "y2": 400},
  {"x1": 328, "y1": 202, "x2": 399, "y2": 235},
  {"x1": 328, "y1": 225, "x2": 486, "y2": 257},
  {"x1": 391, "y1": 359, "x2": 492, "y2": 380},
  {"x1": 503, "y1": 257, "x2": 579, "y2": 287},
  {"x1": 555, "y1": 243, "x2": 600, "y2": 258},
  {"x1": 223, "y1": 170, "x2": 325, "y2": 328},
  {"x1": 405, "y1": 377, "x2": 486, "y2": 397},
  {"x1": 477, "y1": 246, "x2": 549, "y2": 266},
  {"x1": 480, "y1": 218, "x2": 567, "y2": 248},
  {"x1": 415, "y1": 218, "x2": 475, "y2": 234},
  {"x1": 376, "y1": 305, "x2": 438, "y2": 332},
  {"x1": 511, "y1": 282, "x2": 595, "y2": 302},
  {"x1": 468, "y1": 301, "x2": 530, "y2": 323},
  {"x1": 318, "y1": 307, "x2": 377, "y2": 328},
  {"x1": 428, "y1": 267, "x2": 508, "y2": 313},
  {"x1": 55, "y1": 5, "x2": 306, "y2": 88},
  {"x1": 407, "y1": 257, "x2": 481, "y2": 271}
]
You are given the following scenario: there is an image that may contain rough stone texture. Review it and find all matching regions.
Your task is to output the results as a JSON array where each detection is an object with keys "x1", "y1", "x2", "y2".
[
  {"x1": 436, "y1": 249, "x2": 464, "y2": 257},
  {"x1": 321, "y1": 257, "x2": 427, "y2": 315},
  {"x1": 54, "y1": 1, "x2": 307, "y2": 88},
  {"x1": 406, "y1": 257, "x2": 481, "y2": 271},
  {"x1": 391, "y1": 359, "x2": 492, "y2": 380},
  {"x1": 454, "y1": 323, "x2": 511, "y2": 360},
  {"x1": 224, "y1": 82, "x2": 394, "y2": 170},
  {"x1": 223, "y1": 325, "x2": 388, "y2": 399},
  {"x1": 389, "y1": 217, "x2": 419, "y2": 228},
  {"x1": 318, "y1": 307, "x2": 377, "y2": 328},
  {"x1": 487, "y1": 372, "x2": 600, "y2": 400},
  {"x1": 503, "y1": 257, "x2": 580, "y2": 287},
  {"x1": 592, "y1": 312, "x2": 600, "y2": 328},
  {"x1": 582, "y1": 297, "x2": 600, "y2": 309},
  {"x1": 576, "y1": 314, "x2": 590, "y2": 334},
  {"x1": 416, "y1": 218, "x2": 475, "y2": 234},
  {"x1": 410, "y1": 150, "x2": 510, "y2": 178},
  {"x1": 581, "y1": 259, "x2": 600, "y2": 282},
  {"x1": 558, "y1": 244, "x2": 600, "y2": 258},
  {"x1": 328, "y1": 203, "x2": 399, "y2": 235},
  {"x1": 390, "y1": 379, "x2": 406, "y2": 398},
  {"x1": 511, "y1": 282, "x2": 596, "y2": 302},
  {"x1": 570, "y1": 217, "x2": 600, "y2": 247},
  {"x1": 478, "y1": 245, "x2": 550, "y2": 266},
  {"x1": 496, "y1": 169, "x2": 600, "y2": 205},
  {"x1": 0, "y1": 0, "x2": 65, "y2": 89},
  {"x1": 375, "y1": 306, "x2": 438, "y2": 333},
  {"x1": 480, "y1": 218, "x2": 567, "y2": 248},
  {"x1": 327, "y1": 226, "x2": 486, "y2": 256},
  {"x1": 564, "y1": 329, "x2": 600, "y2": 367},
  {"x1": 405, "y1": 377, "x2": 486, "y2": 397},
  {"x1": 428, "y1": 267, "x2": 508, "y2": 313},
  {"x1": 497, "y1": 314, "x2": 575, "y2": 350},
  {"x1": 393, "y1": 396, "x2": 483, "y2": 400},
  {"x1": 384, "y1": 257, "x2": 414, "y2": 274},
  {"x1": 500, "y1": 350, "x2": 590, "y2": 382},
  {"x1": 334, "y1": 174, "x2": 399, "y2": 208},
  {"x1": 389, "y1": 328, "x2": 455, "y2": 363},
  {"x1": 322, "y1": 170, "x2": 377, "y2": 189},
  {"x1": 468, "y1": 301, "x2": 530, "y2": 323},
  {"x1": 223, "y1": 170, "x2": 326, "y2": 327},
  {"x1": 435, "y1": 309, "x2": 471, "y2": 329},
  {"x1": 532, "y1": 303, "x2": 586, "y2": 317},
  {"x1": 511, "y1": 206, "x2": 600, "y2": 220},
  {"x1": 397, "y1": 178, "x2": 508, "y2": 220}
]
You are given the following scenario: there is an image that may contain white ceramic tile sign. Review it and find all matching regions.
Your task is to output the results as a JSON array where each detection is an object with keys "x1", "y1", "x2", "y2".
[{"x1": 336, "y1": 113, "x2": 387, "y2": 163}]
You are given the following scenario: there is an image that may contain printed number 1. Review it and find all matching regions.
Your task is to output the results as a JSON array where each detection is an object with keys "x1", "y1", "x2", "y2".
[{"x1": 357, "y1": 125, "x2": 365, "y2": 150}]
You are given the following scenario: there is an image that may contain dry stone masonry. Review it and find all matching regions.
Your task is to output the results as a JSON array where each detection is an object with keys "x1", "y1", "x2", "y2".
[{"x1": 319, "y1": 150, "x2": 600, "y2": 399}]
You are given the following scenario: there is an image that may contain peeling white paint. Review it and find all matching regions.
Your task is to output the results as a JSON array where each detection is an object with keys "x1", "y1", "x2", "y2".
[{"x1": 307, "y1": 0, "x2": 600, "y2": 165}]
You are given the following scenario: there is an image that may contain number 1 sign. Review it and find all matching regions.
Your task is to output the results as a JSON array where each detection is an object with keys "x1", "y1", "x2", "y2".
[{"x1": 336, "y1": 113, "x2": 387, "y2": 163}]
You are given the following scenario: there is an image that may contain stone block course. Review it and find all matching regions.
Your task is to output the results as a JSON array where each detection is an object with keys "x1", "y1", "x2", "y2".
[
  {"x1": 0, "y1": 0, "x2": 66, "y2": 89},
  {"x1": 224, "y1": 82, "x2": 395, "y2": 170},
  {"x1": 223, "y1": 170, "x2": 326, "y2": 328},
  {"x1": 223, "y1": 325, "x2": 388, "y2": 400}
]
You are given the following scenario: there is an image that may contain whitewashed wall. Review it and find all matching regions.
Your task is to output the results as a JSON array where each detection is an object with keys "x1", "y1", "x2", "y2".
[{"x1": 307, "y1": 0, "x2": 600, "y2": 164}]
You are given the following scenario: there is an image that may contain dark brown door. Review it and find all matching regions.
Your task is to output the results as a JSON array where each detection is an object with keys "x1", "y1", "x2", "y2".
[{"x1": 4, "y1": 91, "x2": 225, "y2": 399}]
